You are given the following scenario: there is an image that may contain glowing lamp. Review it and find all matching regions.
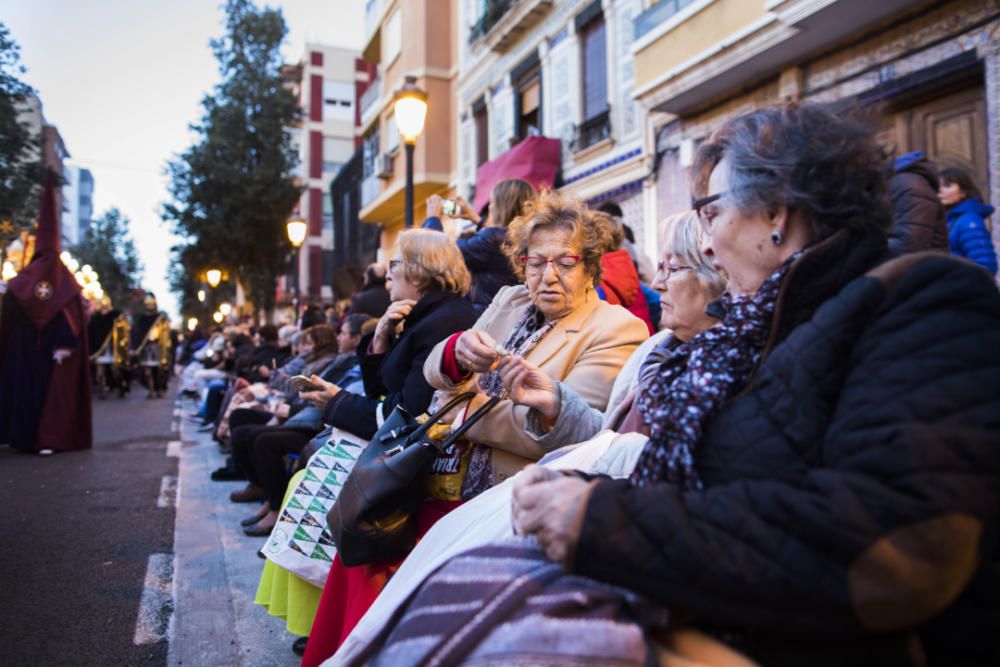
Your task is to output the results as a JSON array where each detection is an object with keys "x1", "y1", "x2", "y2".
[
  {"x1": 206, "y1": 269, "x2": 222, "y2": 288},
  {"x1": 393, "y1": 76, "x2": 428, "y2": 144},
  {"x1": 219, "y1": 302, "x2": 232, "y2": 316},
  {"x1": 286, "y1": 219, "x2": 307, "y2": 248},
  {"x1": 187, "y1": 317, "x2": 198, "y2": 331},
  {"x1": 212, "y1": 311, "x2": 224, "y2": 324},
  {"x1": 197, "y1": 289, "x2": 206, "y2": 303}
]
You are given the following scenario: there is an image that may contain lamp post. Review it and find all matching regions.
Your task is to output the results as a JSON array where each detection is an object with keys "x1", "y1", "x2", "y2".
[
  {"x1": 286, "y1": 218, "x2": 307, "y2": 322},
  {"x1": 393, "y1": 76, "x2": 428, "y2": 228}
]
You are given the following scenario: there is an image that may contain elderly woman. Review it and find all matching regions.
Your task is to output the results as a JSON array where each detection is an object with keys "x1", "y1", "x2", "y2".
[
  {"x1": 354, "y1": 104, "x2": 1000, "y2": 666},
  {"x1": 301, "y1": 191, "x2": 649, "y2": 667}
]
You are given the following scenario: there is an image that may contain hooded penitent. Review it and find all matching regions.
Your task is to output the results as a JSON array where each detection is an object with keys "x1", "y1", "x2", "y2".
[{"x1": 0, "y1": 175, "x2": 93, "y2": 452}]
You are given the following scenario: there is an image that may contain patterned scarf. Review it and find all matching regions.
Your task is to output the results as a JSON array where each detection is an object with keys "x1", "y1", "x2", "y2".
[{"x1": 630, "y1": 253, "x2": 800, "y2": 489}]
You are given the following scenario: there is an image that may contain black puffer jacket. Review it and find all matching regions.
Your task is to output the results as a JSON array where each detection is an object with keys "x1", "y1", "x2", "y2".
[
  {"x1": 575, "y1": 232, "x2": 1000, "y2": 665},
  {"x1": 888, "y1": 152, "x2": 948, "y2": 256}
]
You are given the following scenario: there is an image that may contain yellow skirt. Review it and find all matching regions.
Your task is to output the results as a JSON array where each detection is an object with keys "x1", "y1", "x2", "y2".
[{"x1": 254, "y1": 469, "x2": 324, "y2": 637}]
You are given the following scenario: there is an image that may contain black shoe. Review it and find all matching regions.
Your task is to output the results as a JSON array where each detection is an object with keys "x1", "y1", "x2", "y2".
[
  {"x1": 210, "y1": 464, "x2": 245, "y2": 482},
  {"x1": 243, "y1": 522, "x2": 274, "y2": 537},
  {"x1": 292, "y1": 637, "x2": 308, "y2": 656},
  {"x1": 240, "y1": 506, "x2": 269, "y2": 526},
  {"x1": 257, "y1": 549, "x2": 267, "y2": 560}
]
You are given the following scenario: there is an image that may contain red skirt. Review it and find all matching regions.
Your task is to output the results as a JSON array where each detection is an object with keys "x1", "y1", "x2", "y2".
[{"x1": 301, "y1": 498, "x2": 463, "y2": 667}]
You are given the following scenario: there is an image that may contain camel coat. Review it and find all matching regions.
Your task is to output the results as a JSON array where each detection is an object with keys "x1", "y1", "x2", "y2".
[{"x1": 423, "y1": 284, "x2": 649, "y2": 484}]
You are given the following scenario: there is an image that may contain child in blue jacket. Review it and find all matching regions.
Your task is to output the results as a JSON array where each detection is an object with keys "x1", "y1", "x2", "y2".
[{"x1": 939, "y1": 167, "x2": 998, "y2": 274}]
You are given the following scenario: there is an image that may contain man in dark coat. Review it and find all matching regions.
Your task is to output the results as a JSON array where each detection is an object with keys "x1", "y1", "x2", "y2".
[
  {"x1": 347, "y1": 264, "x2": 391, "y2": 318},
  {"x1": 887, "y1": 151, "x2": 948, "y2": 256},
  {"x1": 0, "y1": 177, "x2": 92, "y2": 454}
]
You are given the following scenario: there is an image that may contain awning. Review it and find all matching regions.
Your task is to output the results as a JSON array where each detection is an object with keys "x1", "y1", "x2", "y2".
[{"x1": 473, "y1": 135, "x2": 561, "y2": 214}]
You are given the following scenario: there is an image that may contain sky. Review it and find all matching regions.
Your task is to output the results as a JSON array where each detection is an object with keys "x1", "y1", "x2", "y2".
[{"x1": 5, "y1": 0, "x2": 364, "y2": 319}]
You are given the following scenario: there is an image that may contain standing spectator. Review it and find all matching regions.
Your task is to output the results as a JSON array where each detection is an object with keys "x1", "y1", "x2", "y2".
[
  {"x1": 425, "y1": 179, "x2": 535, "y2": 309},
  {"x1": 939, "y1": 166, "x2": 998, "y2": 274},
  {"x1": 887, "y1": 151, "x2": 948, "y2": 256},
  {"x1": 348, "y1": 264, "x2": 391, "y2": 318}
]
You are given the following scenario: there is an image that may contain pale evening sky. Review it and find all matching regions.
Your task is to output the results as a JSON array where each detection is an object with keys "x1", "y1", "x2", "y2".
[{"x1": 5, "y1": 0, "x2": 365, "y2": 319}]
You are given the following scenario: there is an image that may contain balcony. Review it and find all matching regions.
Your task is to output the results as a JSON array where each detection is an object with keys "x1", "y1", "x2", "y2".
[
  {"x1": 359, "y1": 74, "x2": 382, "y2": 128},
  {"x1": 634, "y1": 0, "x2": 697, "y2": 42},
  {"x1": 468, "y1": 0, "x2": 553, "y2": 53},
  {"x1": 364, "y1": 0, "x2": 384, "y2": 42},
  {"x1": 570, "y1": 109, "x2": 612, "y2": 155}
]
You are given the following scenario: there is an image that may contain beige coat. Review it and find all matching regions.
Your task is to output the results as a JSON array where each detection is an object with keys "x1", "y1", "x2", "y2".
[{"x1": 423, "y1": 284, "x2": 649, "y2": 483}]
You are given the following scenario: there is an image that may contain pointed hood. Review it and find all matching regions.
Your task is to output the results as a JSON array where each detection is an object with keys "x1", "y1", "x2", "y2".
[{"x1": 7, "y1": 175, "x2": 81, "y2": 330}]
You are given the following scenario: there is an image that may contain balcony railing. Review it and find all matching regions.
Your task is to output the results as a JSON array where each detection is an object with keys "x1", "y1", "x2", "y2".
[
  {"x1": 469, "y1": 0, "x2": 518, "y2": 43},
  {"x1": 570, "y1": 109, "x2": 612, "y2": 154},
  {"x1": 359, "y1": 75, "x2": 382, "y2": 122},
  {"x1": 634, "y1": 0, "x2": 697, "y2": 42}
]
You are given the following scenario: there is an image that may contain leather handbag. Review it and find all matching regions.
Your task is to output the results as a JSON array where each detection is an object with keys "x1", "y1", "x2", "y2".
[{"x1": 328, "y1": 391, "x2": 500, "y2": 566}]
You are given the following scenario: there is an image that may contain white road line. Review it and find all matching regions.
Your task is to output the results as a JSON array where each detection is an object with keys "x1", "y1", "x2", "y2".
[
  {"x1": 133, "y1": 553, "x2": 174, "y2": 645},
  {"x1": 158, "y1": 476, "x2": 178, "y2": 509},
  {"x1": 166, "y1": 440, "x2": 182, "y2": 458}
]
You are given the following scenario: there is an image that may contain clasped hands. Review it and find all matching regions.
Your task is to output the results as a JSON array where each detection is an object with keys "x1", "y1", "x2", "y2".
[
  {"x1": 511, "y1": 464, "x2": 593, "y2": 567},
  {"x1": 455, "y1": 330, "x2": 561, "y2": 420}
]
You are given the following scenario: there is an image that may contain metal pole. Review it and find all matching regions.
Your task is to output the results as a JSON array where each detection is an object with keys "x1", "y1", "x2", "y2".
[
  {"x1": 293, "y1": 245, "x2": 301, "y2": 323},
  {"x1": 405, "y1": 141, "x2": 415, "y2": 228}
]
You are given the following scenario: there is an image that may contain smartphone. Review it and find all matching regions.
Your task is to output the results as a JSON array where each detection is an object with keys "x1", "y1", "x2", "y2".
[
  {"x1": 290, "y1": 375, "x2": 322, "y2": 392},
  {"x1": 441, "y1": 198, "x2": 459, "y2": 217}
]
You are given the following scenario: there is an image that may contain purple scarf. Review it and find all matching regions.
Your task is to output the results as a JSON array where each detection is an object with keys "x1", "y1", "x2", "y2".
[{"x1": 630, "y1": 254, "x2": 799, "y2": 489}]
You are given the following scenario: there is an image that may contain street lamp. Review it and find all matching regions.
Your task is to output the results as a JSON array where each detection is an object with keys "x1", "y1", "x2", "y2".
[
  {"x1": 219, "y1": 302, "x2": 232, "y2": 316},
  {"x1": 206, "y1": 269, "x2": 222, "y2": 288},
  {"x1": 286, "y1": 218, "x2": 307, "y2": 321},
  {"x1": 197, "y1": 289, "x2": 206, "y2": 303},
  {"x1": 393, "y1": 75, "x2": 428, "y2": 228}
]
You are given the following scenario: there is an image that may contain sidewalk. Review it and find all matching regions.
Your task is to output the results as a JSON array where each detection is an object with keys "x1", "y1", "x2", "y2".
[{"x1": 169, "y1": 399, "x2": 300, "y2": 667}]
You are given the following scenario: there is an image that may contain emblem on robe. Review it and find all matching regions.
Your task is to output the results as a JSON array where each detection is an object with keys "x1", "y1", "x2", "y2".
[{"x1": 34, "y1": 280, "x2": 53, "y2": 301}]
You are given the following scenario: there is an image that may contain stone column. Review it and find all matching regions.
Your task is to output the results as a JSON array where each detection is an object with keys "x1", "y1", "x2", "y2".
[{"x1": 977, "y1": 35, "x2": 1000, "y2": 265}]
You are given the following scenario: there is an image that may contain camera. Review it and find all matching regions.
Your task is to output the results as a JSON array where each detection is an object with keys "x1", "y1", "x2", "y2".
[{"x1": 441, "y1": 198, "x2": 459, "y2": 217}]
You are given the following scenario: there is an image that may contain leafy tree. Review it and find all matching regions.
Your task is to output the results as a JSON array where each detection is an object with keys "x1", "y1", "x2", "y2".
[
  {"x1": 0, "y1": 22, "x2": 43, "y2": 234},
  {"x1": 71, "y1": 208, "x2": 144, "y2": 311},
  {"x1": 162, "y1": 0, "x2": 301, "y2": 317}
]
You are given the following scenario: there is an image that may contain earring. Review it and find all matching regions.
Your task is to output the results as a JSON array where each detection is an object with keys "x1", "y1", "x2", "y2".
[{"x1": 771, "y1": 230, "x2": 783, "y2": 246}]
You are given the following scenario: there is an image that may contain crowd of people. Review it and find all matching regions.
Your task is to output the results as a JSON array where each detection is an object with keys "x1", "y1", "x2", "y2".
[{"x1": 166, "y1": 103, "x2": 1000, "y2": 667}]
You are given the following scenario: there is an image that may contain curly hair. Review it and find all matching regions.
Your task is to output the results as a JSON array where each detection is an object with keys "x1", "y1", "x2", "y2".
[
  {"x1": 692, "y1": 103, "x2": 891, "y2": 242},
  {"x1": 504, "y1": 189, "x2": 615, "y2": 283},
  {"x1": 398, "y1": 229, "x2": 472, "y2": 295}
]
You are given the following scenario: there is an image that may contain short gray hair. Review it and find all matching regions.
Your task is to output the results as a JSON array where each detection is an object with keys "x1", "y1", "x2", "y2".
[{"x1": 659, "y1": 211, "x2": 727, "y2": 298}]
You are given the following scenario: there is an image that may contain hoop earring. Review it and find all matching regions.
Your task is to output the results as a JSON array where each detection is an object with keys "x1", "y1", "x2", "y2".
[{"x1": 771, "y1": 230, "x2": 783, "y2": 246}]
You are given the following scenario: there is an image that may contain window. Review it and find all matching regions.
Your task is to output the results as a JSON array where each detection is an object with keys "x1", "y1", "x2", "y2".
[
  {"x1": 579, "y1": 10, "x2": 608, "y2": 122},
  {"x1": 323, "y1": 191, "x2": 334, "y2": 229},
  {"x1": 384, "y1": 8, "x2": 402, "y2": 64},
  {"x1": 362, "y1": 125, "x2": 381, "y2": 179},
  {"x1": 323, "y1": 137, "x2": 345, "y2": 173},
  {"x1": 474, "y1": 100, "x2": 489, "y2": 166},
  {"x1": 516, "y1": 69, "x2": 542, "y2": 141},
  {"x1": 386, "y1": 113, "x2": 400, "y2": 154},
  {"x1": 323, "y1": 80, "x2": 354, "y2": 122}
]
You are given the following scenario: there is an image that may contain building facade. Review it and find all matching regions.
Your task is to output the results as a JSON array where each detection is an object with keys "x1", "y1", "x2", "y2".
[
  {"x1": 633, "y1": 0, "x2": 1000, "y2": 268},
  {"x1": 284, "y1": 43, "x2": 367, "y2": 304},
  {"x1": 455, "y1": 0, "x2": 650, "y2": 253},
  {"x1": 356, "y1": 0, "x2": 459, "y2": 258},
  {"x1": 62, "y1": 164, "x2": 94, "y2": 246}
]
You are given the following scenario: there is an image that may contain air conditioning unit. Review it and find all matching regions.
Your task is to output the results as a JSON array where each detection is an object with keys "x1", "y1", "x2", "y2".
[{"x1": 377, "y1": 153, "x2": 394, "y2": 179}]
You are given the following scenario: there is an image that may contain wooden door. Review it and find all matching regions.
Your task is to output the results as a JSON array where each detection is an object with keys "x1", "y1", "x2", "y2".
[{"x1": 896, "y1": 86, "x2": 989, "y2": 195}]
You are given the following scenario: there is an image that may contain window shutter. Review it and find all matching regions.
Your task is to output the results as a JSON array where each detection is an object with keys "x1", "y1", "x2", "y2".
[
  {"x1": 581, "y1": 16, "x2": 608, "y2": 121},
  {"x1": 616, "y1": 1, "x2": 638, "y2": 138}
]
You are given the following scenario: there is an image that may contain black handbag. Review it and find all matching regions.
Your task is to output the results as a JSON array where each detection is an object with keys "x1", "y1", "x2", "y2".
[{"x1": 328, "y1": 391, "x2": 501, "y2": 566}]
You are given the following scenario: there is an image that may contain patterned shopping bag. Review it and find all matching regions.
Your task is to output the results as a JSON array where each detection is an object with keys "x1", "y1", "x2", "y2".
[{"x1": 262, "y1": 427, "x2": 368, "y2": 587}]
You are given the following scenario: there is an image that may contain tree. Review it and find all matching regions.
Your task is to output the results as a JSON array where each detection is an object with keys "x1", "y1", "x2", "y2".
[
  {"x1": 0, "y1": 22, "x2": 43, "y2": 233},
  {"x1": 71, "y1": 208, "x2": 144, "y2": 311},
  {"x1": 162, "y1": 0, "x2": 301, "y2": 317}
]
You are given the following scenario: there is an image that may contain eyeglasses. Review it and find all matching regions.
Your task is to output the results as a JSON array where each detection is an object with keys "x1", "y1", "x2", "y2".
[
  {"x1": 692, "y1": 192, "x2": 726, "y2": 233},
  {"x1": 656, "y1": 263, "x2": 694, "y2": 280},
  {"x1": 519, "y1": 254, "x2": 583, "y2": 273},
  {"x1": 388, "y1": 259, "x2": 402, "y2": 273}
]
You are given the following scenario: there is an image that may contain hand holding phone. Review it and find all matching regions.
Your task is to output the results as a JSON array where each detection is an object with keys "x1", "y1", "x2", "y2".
[
  {"x1": 441, "y1": 198, "x2": 459, "y2": 217},
  {"x1": 290, "y1": 375, "x2": 322, "y2": 392}
]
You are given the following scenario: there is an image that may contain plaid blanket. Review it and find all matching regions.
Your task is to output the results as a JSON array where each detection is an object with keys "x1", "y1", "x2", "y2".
[{"x1": 354, "y1": 537, "x2": 671, "y2": 666}]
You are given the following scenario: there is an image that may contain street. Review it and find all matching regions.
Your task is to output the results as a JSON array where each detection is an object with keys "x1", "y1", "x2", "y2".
[{"x1": 0, "y1": 383, "x2": 299, "y2": 667}]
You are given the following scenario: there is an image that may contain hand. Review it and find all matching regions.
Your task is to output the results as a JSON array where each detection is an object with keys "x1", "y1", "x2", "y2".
[
  {"x1": 425, "y1": 194, "x2": 444, "y2": 219},
  {"x1": 275, "y1": 402, "x2": 290, "y2": 419},
  {"x1": 258, "y1": 364, "x2": 271, "y2": 378},
  {"x1": 371, "y1": 299, "x2": 416, "y2": 354},
  {"x1": 454, "y1": 195, "x2": 481, "y2": 224},
  {"x1": 498, "y1": 357, "x2": 559, "y2": 420},
  {"x1": 299, "y1": 374, "x2": 340, "y2": 409},
  {"x1": 454, "y1": 329, "x2": 501, "y2": 374},
  {"x1": 511, "y1": 465, "x2": 593, "y2": 566}
]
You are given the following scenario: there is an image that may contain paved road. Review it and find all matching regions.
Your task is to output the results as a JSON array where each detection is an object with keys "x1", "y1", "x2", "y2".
[
  {"x1": 0, "y1": 382, "x2": 299, "y2": 667},
  {"x1": 0, "y1": 385, "x2": 177, "y2": 666}
]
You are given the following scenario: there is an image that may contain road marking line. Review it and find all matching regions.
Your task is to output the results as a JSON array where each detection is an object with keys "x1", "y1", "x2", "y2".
[
  {"x1": 158, "y1": 476, "x2": 178, "y2": 509},
  {"x1": 133, "y1": 552, "x2": 174, "y2": 645},
  {"x1": 166, "y1": 440, "x2": 182, "y2": 458}
]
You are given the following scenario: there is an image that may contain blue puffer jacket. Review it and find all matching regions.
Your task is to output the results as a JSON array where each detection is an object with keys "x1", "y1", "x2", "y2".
[{"x1": 947, "y1": 198, "x2": 998, "y2": 274}]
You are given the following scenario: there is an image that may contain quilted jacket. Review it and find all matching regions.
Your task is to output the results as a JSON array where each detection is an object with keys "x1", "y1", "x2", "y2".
[
  {"x1": 946, "y1": 198, "x2": 998, "y2": 274},
  {"x1": 574, "y1": 231, "x2": 1000, "y2": 665}
]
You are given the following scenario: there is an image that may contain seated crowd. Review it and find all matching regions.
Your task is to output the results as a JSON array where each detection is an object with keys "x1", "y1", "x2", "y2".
[{"x1": 176, "y1": 103, "x2": 1000, "y2": 666}]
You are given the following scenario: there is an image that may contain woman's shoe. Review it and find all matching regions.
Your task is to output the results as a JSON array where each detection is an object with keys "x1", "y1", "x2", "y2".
[
  {"x1": 240, "y1": 504, "x2": 270, "y2": 526},
  {"x1": 229, "y1": 485, "x2": 265, "y2": 503},
  {"x1": 243, "y1": 521, "x2": 275, "y2": 537},
  {"x1": 292, "y1": 637, "x2": 308, "y2": 656}
]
